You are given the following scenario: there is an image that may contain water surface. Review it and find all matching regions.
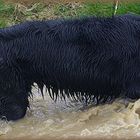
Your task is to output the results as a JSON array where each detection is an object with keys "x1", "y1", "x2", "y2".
[{"x1": 0, "y1": 87, "x2": 140, "y2": 139}]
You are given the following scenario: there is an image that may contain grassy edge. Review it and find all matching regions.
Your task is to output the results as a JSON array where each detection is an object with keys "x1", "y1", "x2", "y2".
[{"x1": 0, "y1": 0, "x2": 140, "y2": 28}]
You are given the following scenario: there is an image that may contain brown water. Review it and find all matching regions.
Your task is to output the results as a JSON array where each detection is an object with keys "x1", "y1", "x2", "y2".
[{"x1": 0, "y1": 87, "x2": 140, "y2": 140}]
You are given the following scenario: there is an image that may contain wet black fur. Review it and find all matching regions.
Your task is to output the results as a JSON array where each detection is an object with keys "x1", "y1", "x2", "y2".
[{"x1": 0, "y1": 13, "x2": 140, "y2": 120}]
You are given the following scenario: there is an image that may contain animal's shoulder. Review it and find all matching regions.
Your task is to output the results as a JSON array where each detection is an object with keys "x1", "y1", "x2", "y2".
[{"x1": 0, "y1": 21, "x2": 36, "y2": 40}]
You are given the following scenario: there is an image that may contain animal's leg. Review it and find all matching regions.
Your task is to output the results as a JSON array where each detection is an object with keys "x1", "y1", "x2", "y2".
[
  {"x1": 0, "y1": 87, "x2": 29, "y2": 121},
  {"x1": 0, "y1": 57, "x2": 31, "y2": 121},
  {"x1": 125, "y1": 79, "x2": 140, "y2": 99}
]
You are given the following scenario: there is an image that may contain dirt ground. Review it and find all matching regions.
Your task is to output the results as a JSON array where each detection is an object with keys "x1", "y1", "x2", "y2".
[{"x1": 4, "y1": 0, "x2": 140, "y2": 5}]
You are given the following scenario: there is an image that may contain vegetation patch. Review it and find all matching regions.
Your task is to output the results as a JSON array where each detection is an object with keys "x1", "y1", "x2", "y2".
[{"x1": 0, "y1": 0, "x2": 140, "y2": 28}]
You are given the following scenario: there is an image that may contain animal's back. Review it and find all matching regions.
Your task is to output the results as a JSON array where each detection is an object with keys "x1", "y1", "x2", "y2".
[
  {"x1": 24, "y1": 15, "x2": 140, "y2": 100},
  {"x1": 1, "y1": 14, "x2": 140, "y2": 101}
]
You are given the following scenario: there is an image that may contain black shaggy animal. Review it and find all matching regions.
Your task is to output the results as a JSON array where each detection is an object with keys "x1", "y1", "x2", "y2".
[{"x1": 0, "y1": 13, "x2": 140, "y2": 121}]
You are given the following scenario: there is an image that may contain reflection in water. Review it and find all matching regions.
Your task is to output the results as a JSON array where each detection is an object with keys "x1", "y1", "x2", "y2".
[{"x1": 0, "y1": 87, "x2": 140, "y2": 139}]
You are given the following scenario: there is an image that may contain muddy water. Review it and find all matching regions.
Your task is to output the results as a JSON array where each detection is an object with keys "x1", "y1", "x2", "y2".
[{"x1": 0, "y1": 87, "x2": 140, "y2": 139}]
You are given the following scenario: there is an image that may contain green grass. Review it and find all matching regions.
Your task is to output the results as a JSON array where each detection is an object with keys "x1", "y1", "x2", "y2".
[
  {"x1": 0, "y1": 0, "x2": 140, "y2": 28},
  {"x1": 0, "y1": 0, "x2": 14, "y2": 16},
  {"x1": 53, "y1": 3, "x2": 114, "y2": 17},
  {"x1": 54, "y1": 2, "x2": 140, "y2": 18},
  {"x1": 0, "y1": 0, "x2": 14, "y2": 27},
  {"x1": 117, "y1": 3, "x2": 140, "y2": 15}
]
